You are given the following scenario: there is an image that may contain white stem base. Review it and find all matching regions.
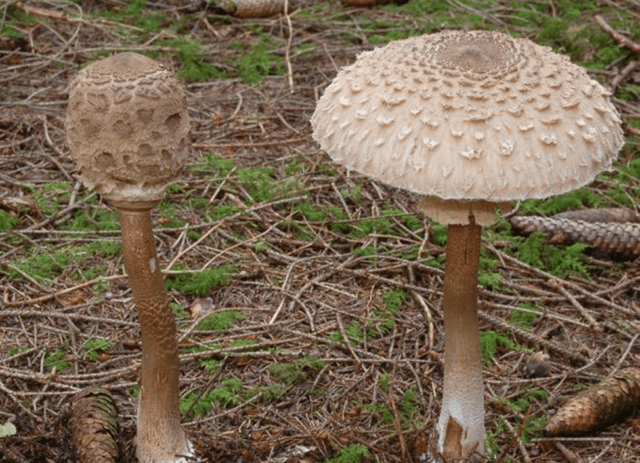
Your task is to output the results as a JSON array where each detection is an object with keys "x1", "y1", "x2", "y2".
[
  {"x1": 136, "y1": 438, "x2": 197, "y2": 463},
  {"x1": 436, "y1": 397, "x2": 486, "y2": 458},
  {"x1": 435, "y1": 221, "x2": 486, "y2": 460}
]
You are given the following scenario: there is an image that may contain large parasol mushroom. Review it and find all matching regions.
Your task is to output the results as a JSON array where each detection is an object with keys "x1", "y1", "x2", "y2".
[
  {"x1": 66, "y1": 52, "x2": 194, "y2": 463},
  {"x1": 311, "y1": 30, "x2": 624, "y2": 460}
]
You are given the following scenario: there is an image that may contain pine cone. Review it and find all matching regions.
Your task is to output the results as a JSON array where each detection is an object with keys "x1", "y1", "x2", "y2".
[
  {"x1": 553, "y1": 207, "x2": 638, "y2": 223},
  {"x1": 545, "y1": 367, "x2": 640, "y2": 436},
  {"x1": 211, "y1": 0, "x2": 284, "y2": 17},
  {"x1": 70, "y1": 387, "x2": 119, "y2": 463},
  {"x1": 510, "y1": 215, "x2": 640, "y2": 256}
]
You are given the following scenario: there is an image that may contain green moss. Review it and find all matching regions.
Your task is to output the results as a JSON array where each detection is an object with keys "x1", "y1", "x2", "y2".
[
  {"x1": 2, "y1": 8, "x2": 36, "y2": 37},
  {"x1": 0, "y1": 210, "x2": 19, "y2": 230},
  {"x1": 11, "y1": 246, "x2": 90, "y2": 283},
  {"x1": 195, "y1": 310, "x2": 243, "y2": 332},
  {"x1": 171, "y1": 302, "x2": 189, "y2": 320},
  {"x1": 480, "y1": 331, "x2": 529, "y2": 366},
  {"x1": 180, "y1": 377, "x2": 243, "y2": 417},
  {"x1": 403, "y1": 0, "x2": 454, "y2": 17},
  {"x1": 323, "y1": 444, "x2": 372, "y2": 463},
  {"x1": 171, "y1": 39, "x2": 222, "y2": 82},
  {"x1": 64, "y1": 208, "x2": 120, "y2": 232},
  {"x1": 510, "y1": 303, "x2": 541, "y2": 330},
  {"x1": 156, "y1": 203, "x2": 188, "y2": 229},
  {"x1": 83, "y1": 338, "x2": 116, "y2": 361},
  {"x1": 90, "y1": 241, "x2": 122, "y2": 258},
  {"x1": 369, "y1": 310, "x2": 395, "y2": 336},
  {"x1": 245, "y1": 383, "x2": 286, "y2": 401},
  {"x1": 401, "y1": 385, "x2": 419, "y2": 417},
  {"x1": 614, "y1": 156, "x2": 640, "y2": 182},
  {"x1": 237, "y1": 41, "x2": 285, "y2": 85},
  {"x1": 8, "y1": 346, "x2": 29, "y2": 357},
  {"x1": 278, "y1": 220, "x2": 314, "y2": 241},
  {"x1": 330, "y1": 322, "x2": 364, "y2": 345},
  {"x1": 379, "y1": 373, "x2": 391, "y2": 393},
  {"x1": 519, "y1": 188, "x2": 602, "y2": 216},
  {"x1": 91, "y1": 0, "x2": 173, "y2": 33},
  {"x1": 44, "y1": 348, "x2": 72, "y2": 373},
  {"x1": 382, "y1": 290, "x2": 406, "y2": 312},
  {"x1": 208, "y1": 205, "x2": 242, "y2": 221},
  {"x1": 494, "y1": 390, "x2": 548, "y2": 444},
  {"x1": 478, "y1": 250, "x2": 502, "y2": 292},
  {"x1": 485, "y1": 419, "x2": 507, "y2": 458},
  {"x1": 318, "y1": 164, "x2": 337, "y2": 176},
  {"x1": 340, "y1": 184, "x2": 363, "y2": 204},
  {"x1": 515, "y1": 232, "x2": 590, "y2": 279},
  {"x1": 31, "y1": 182, "x2": 72, "y2": 215},
  {"x1": 230, "y1": 165, "x2": 306, "y2": 204},
  {"x1": 236, "y1": 166, "x2": 274, "y2": 198},
  {"x1": 478, "y1": 270, "x2": 502, "y2": 292},
  {"x1": 81, "y1": 264, "x2": 108, "y2": 282},
  {"x1": 190, "y1": 153, "x2": 236, "y2": 176},
  {"x1": 137, "y1": 11, "x2": 167, "y2": 32},
  {"x1": 400, "y1": 212, "x2": 423, "y2": 232},
  {"x1": 496, "y1": 389, "x2": 548, "y2": 413},
  {"x1": 296, "y1": 203, "x2": 327, "y2": 222},
  {"x1": 295, "y1": 42, "x2": 316, "y2": 55},
  {"x1": 538, "y1": 17, "x2": 571, "y2": 47},
  {"x1": 605, "y1": 183, "x2": 635, "y2": 207},
  {"x1": 166, "y1": 266, "x2": 236, "y2": 296},
  {"x1": 200, "y1": 358, "x2": 221, "y2": 374},
  {"x1": 368, "y1": 29, "x2": 415, "y2": 45},
  {"x1": 348, "y1": 216, "x2": 394, "y2": 239},
  {"x1": 284, "y1": 159, "x2": 309, "y2": 175},
  {"x1": 352, "y1": 246, "x2": 377, "y2": 258},
  {"x1": 431, "y1": 223, "x2": 448, "y2": 247},
  {"x1": 269, "y1": 355, "x2": 325, "y2": 386},
  {"x1": 363, "y1": 403, "x2": 394, "y2": 425}
]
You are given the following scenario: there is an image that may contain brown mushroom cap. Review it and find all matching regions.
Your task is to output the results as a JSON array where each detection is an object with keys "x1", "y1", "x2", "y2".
[
  {"x1": 311, "y1": 30, "x2": 624, "y2": 221},
  {"x1": 66, "y1": 52, "x2": 190, "y2": 204}
]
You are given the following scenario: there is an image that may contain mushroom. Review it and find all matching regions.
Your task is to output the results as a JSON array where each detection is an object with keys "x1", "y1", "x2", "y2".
[
  {"x1": 311, "y1": 30, "x2": 624, "y2": 460},
  {"x1": 66, "y1": 52, "x2": 194, "y2": 463}
]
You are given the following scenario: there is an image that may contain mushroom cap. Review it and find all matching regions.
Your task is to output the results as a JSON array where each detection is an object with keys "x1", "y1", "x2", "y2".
[
  {"x1": 311, "y1": 30, "x2": 624, "y2": 223},
  {"x1": 66, "y1": 52, "x2": 190, "y2": 204}
]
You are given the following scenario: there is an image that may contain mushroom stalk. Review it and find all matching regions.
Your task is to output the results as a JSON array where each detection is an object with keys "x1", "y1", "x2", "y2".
[
  {"x1": 117, "y1": 202, "x2": 191, "y2": 463},
  {"x1": 311, "y1": 28, "x2": 624, "y2": 463},
  {"x1": 437, "y1": 219, "x2": 485, "y2": 459}
]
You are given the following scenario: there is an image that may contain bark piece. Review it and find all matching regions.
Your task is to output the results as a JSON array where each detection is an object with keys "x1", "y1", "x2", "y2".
[{"x1": 545, "y1": 367, "x2": 640, "y2": 436}]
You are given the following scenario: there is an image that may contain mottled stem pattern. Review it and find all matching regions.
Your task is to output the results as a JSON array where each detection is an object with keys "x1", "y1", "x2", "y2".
[
  {"x1": 119, "y1": 204, "x2": 190, "y2": 462},
  {"x1": 437, "y1": 221, "x2": 485, "y2": 460}
]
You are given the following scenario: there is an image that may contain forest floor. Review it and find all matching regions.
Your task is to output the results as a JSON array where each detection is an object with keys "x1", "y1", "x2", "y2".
[{"x1": 1, "y1": 0, "x2": 640, "y2": 462}]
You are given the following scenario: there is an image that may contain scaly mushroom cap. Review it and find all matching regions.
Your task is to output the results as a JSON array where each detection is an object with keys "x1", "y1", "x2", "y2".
[
  {"x1": 66, "y1": 52, "x2": 190, "y2": 204},
  {"x1": 311, "y1": 30, "x2": 624, "y2": 224}
]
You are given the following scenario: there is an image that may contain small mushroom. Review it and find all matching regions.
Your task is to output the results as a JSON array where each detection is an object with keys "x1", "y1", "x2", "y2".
[
  {"x1": 311, "y1": 30, "x2": 624, "y2": 461},
  {"x1": 66, "y1": 53, "x2": 194, "y2": 463}
]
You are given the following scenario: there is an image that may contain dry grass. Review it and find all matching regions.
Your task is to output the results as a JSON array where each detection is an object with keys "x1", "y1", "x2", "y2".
[{"x1": 1, "y1": 1, "x2": 639, "y2": 462}]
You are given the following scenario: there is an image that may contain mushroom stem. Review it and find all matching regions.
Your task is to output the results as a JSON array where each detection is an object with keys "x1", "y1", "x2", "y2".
[
  {"x1": 117, "y1": 203, "x2": 192, "y2": 463},
  {"x1": 437, "y1": 219, "x2": 485, "y2": 459}
]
